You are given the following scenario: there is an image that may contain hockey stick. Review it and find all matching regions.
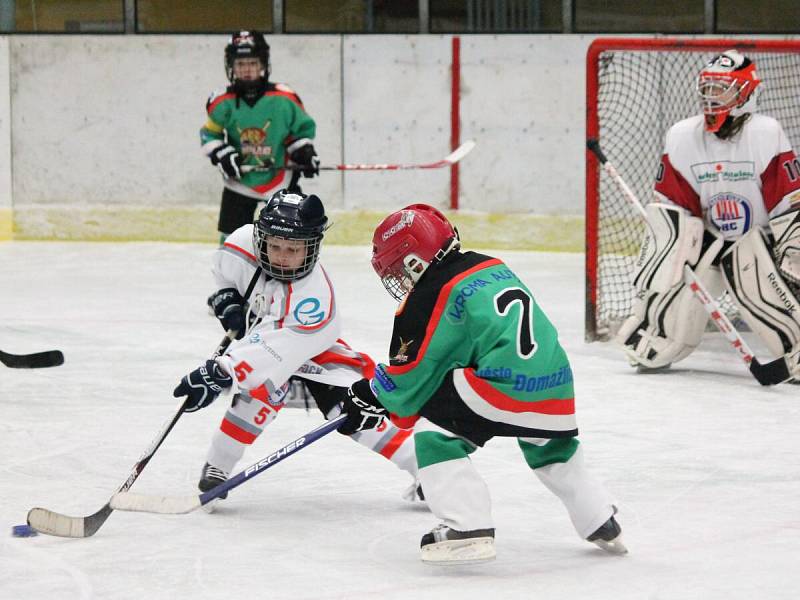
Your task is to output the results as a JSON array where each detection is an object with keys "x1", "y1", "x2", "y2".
[
  {"x1": 109, "y1": 414, "x2": 347, "y2": 515},
  {"x1": 683, "y1": 266, "x2": 791, "y2": 385},
  {"x1": 26, "y1": 267, "x2": 266, "y2": 537},
  {"x1": 587, "y1": 138, "x2": 789, "y2": 386},
  {"x1": 0, "y1": 348, "x2": 64, "y2": 369},
  {"x1": 26, "y1": 328, "x2": 242, "y2": 537},
  {"x1": 241, "y1": 140, "x2": 476, "y2": 173}
]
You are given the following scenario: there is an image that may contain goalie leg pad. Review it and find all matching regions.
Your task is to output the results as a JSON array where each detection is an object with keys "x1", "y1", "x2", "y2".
[
  {"x1": 770, "y1": 208, "x2": 800, "y2": 287},
  {"x1": 721, "y1": 228, "x2": 800, "y2": 358},
  {"x1": 617, "y1": 230, "x2": 724, "y2": 368},
  {"x1": 632, "y1": 203, "x2": 704, "y2": 294}
]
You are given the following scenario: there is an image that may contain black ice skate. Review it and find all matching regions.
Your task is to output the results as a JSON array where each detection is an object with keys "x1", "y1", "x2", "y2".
[
  {"x1": 587, "y1": 515, "x2": 628, "y2": 554},
  {"x1": 420, "y1": 524, "x2": 496, "y2": 565},
  {"x1": 199, "y1": 462, "x2": 229, "y2": 513}
]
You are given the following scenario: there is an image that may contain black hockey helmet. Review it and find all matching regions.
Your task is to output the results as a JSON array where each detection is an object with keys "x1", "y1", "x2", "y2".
[
  {"x1": 225, "y1": 30, "x2": 270, "y2": 85},
  {"x1": 253, "y1": 189, "x2": 329, "y2": 281}
]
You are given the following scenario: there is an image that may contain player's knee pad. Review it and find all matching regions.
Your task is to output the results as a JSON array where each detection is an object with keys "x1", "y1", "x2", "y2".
[
  {"x1": 631, "y1": 203, "x2": 705, "y2": 294},
  {"x1": 721, "y1": 227, "x2": 800, "y2": 357},
  {"x1": 617, "y1": 229, "x2": 724, "y2": 368}
]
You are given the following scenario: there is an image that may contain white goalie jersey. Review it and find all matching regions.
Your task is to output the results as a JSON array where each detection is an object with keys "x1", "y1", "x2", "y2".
[
  {"x1": 654, "y1": 114, "x2": 800, "y2": 239},
  {"x1": 211, "y1": 224, "x2": 370, "y2": 403}
]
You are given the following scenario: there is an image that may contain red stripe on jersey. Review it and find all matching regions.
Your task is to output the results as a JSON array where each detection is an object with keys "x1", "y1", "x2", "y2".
[
  {"x1": 252, "y1": 170, "x2": 286, "y2": 194},
  {"x1": 761, "y1": 150, "x2": 800, "y2": 213},
  {"x1": 464, "y1": 368, "x2": 575, "y2": 415},
  {"x1": 223, "y1": 241, "x2": 258, "y2": 262},
  {"x1": 296, "y1": 267, "x2": 335, "y2": 331},
  {"x1": 278, "y1": 283, "x2": 293, "y2": 329},
  {"x1": 386, "y1": 258, "x2": 503, "y2": 376},
  {"x1": 390, "y1": 413, "x2": 420, "y2": 429},
  {"x1": 654, "y1": 153, "x2": 702, "y2": 217},
  {"x1": 207, "y1": 92, "x2": 237, "y2": 115},
  {"x1": 265, "y1": 90, "x2": 305, "y2": 109},
  {"x1": 220, "y1": 418, "x2": 257, "y2": 444},
  {"x1": 379, "y1": 428, "x2": 413, "y2": 459}
]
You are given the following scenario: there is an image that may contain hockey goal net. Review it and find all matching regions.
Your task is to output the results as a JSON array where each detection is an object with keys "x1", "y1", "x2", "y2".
[{"x1": 585, "y1": 38, "x2": 800, "y2": 342}]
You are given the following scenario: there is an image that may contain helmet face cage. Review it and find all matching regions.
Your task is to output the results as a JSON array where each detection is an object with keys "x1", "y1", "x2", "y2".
[
  {"x1": 696, "y1": 51, "x2": 760, "y2": 132},
  {"x1": 252, "y1": 191, "x2": 328, "y2": 282},
  {"x1": 225, "y1": 31, "x2": 270, "y2": 84}
]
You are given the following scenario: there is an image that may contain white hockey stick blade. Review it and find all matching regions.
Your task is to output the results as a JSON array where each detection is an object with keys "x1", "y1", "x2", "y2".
[
  {"x1": 442, "y1": 139, "x2": 477, "y2": 165},
  {"x1": 110, "y1": 492, "x2": 201, "y2": 515}
]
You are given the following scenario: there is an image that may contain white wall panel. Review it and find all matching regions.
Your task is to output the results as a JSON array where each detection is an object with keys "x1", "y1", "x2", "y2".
[
  {"x1": 0, "y1": 36, "x2": 10, "y2": 212},
  {"x1": 459, "y1": 35, "x2": 593, "y2": 214},
  {"x1": 342, "y1": 35, "x2": 453, "y2": 211},
  {"x1": 9, "y1": 35, "x2": 342, "y2": 208}
]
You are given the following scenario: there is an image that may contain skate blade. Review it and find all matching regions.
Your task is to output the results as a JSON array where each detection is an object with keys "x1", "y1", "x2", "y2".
[
  {"x1": 591, "y1": 536, "x2": 628, "y2": 555},
  {"x1": 421, "y1": 537, "x2": 496, "y2": 565},
  {"x1": 201, "y1": 498, "x2": 221, "y2": 514}
]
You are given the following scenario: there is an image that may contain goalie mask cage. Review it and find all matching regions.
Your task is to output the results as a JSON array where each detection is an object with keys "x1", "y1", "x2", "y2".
[{"x1": 585, "y1": 38, "x2": 800, "y2": 342}]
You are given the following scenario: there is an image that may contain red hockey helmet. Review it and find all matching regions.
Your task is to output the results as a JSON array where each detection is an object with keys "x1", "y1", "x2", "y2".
[
  {"x1": 697, "y1": 49, "x2": 760, "y2": 133},
  {"x1": 371, "y1": 204, "x2": 460, "y2": 301}
]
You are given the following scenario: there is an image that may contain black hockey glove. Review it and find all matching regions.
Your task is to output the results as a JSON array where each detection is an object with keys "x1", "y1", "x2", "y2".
[
  {"x1": 209, "y1": 287, "x2": 247, "y2": 339},
  {"x1": 338, "y1": 378, "x2": 388, "y2": 435},
  {"x1": 209, "y1": 144, "x2": 243, "y2": 179},
  {"x1": 174, "y1": 359, "x2": 233, "y2": 413},
  {"x1": 289, "y1": 143, "x2": 320, "y2": 178}
]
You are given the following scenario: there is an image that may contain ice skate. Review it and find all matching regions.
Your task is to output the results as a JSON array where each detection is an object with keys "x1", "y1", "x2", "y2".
[
  {"x1": 420, "y1": 524, "x2": 496, "y2": 565},
  {"x1": 587, "y1": 515, "x2": 627, "y2": 554},
  {"x1": 198, "y1": 462, "x2": 229, "y2": 513}
]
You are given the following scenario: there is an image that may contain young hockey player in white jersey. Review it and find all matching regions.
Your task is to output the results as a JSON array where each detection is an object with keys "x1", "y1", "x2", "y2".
[
  {"x1": 618, "y1": 50, "x2": 800, "y2": 382},
  {"x1": 173, "y1": 189, "x2": 419, "y2": 508}
]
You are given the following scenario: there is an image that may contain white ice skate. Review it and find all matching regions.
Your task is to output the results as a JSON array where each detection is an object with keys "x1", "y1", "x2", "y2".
[
  {"x1": 420, "y1": 524, "x2": 496, "y2": 565},
  {"x1": 587, "y1": 515, "x2": 628, "y2": 554}
]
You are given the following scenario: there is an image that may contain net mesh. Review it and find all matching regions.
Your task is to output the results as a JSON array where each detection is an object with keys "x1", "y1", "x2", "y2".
[{"x1": 589, "y1": 46, "x2": 800, "y2": 341}]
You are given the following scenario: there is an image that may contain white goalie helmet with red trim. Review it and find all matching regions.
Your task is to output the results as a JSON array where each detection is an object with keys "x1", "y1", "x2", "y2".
[
  {"x1": 371, "y1": 204, "x2": 460, "y2": 301},
  {"x1": 696, "y1": 49, "x2": 761, "y2": 133}
]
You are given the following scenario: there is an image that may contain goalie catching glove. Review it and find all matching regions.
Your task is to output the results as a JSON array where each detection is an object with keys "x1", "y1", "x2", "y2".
[
  {"x1": 174, "y1": 359, "x2": 233, "y2": 413},
  {"x1": 338, "y1": 378, "x2": 387, "y2": 435}
]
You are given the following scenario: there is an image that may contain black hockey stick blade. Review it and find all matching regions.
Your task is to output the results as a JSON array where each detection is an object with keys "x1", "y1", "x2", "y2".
[
  {"x1": 749, "y1": 356, "x2": 791, "y2": 386},
  {"x1": 0, "y1": 349, "x2": 64, "y2": 368}
]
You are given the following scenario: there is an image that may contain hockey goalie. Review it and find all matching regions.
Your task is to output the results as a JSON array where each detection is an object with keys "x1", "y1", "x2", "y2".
[{"x1": 617, "y1": 49, "x2": 800, "y2": 384}]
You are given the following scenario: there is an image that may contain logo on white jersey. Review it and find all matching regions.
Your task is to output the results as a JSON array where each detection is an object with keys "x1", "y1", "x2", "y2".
[
  {"x1": 293, "y1": 297, "x2": 325, "y2": 326},
  {"x1": 709, "y1": 193, "x2": 752, "y2": 238},
  {"x1": 691, "y1": 160, "x2": 755, "y2": 184}
]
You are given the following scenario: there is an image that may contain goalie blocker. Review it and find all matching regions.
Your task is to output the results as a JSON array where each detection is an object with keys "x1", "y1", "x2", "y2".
[{"x1": 619, "y1": 204, "x2": 800, "y2": 381}]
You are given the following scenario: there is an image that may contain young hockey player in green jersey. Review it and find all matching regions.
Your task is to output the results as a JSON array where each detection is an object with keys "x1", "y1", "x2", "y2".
[
  {"x1": 200, "y1": 31, "x2": 319, "y2": 242},
  {"x1": 339, "y1": 204, "x2": 626, "y2": 564}
]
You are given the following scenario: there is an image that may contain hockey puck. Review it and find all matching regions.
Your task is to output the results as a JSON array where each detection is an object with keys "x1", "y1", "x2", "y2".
[{"x1": 11, "y1": 524, "x2": 38, "y2": 537}]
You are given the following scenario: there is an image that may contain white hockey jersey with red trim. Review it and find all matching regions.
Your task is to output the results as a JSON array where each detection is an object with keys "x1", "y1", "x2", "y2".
[
  {"x1": 654, "y1": 114, "x2": 800, "y2": 240},
  {"x1": 210, "y1": 224, "x2": 370, "y2": 402}
]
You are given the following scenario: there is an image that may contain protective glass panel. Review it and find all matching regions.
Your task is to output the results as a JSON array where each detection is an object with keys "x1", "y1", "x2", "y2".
[
  {"x1": 136, "y1": 1, "x2": 272, "y2": 32},
  {"x1": 284, "y1": 0, "x2": 418, "y2": 33},
  {"x1": 2, "y1": 0, "x2": 123, "y2": 32},
  {"x1": 575, "y1": 0, "x2": 703, "y2": 33},
  {"x1": 717, "y1": 0, "x2": 800, "y2": 33},
  {"x1": 430, "y1": 0, "x2": 562, "y2": 32}
]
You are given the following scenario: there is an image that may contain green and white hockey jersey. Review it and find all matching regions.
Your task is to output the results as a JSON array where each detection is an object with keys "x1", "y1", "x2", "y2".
[
  {"x1": 372, "y1": 251, "x2": 578, "y2": 438},
  {"x1": 200, "y1": 82, "x2": 316, "y2": 195}
]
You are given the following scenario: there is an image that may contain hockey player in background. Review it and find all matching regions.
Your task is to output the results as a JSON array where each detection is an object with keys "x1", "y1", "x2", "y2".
[
  {"x1": 618, "y1": 50, "x2": 800, "y2": 382},
  {"x1": 173, "y1": 189, "x2": 419, "y2": 510},
  {"x1": 338, "y1": 204, "x2": 625, "y2": 564},
  {"x1": 201, "y1": 31, "x2": 320, "y2": 243}
]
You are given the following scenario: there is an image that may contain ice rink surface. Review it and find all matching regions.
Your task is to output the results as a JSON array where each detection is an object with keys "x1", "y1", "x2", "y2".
[{"x1": 1, "y1": 241, "x2": 799, "y2": 600}]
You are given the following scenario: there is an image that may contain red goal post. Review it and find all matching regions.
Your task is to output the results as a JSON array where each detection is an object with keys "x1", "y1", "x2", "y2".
[{"x1": 585, "y1": 38, "x2": 800, "y2": 342}]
